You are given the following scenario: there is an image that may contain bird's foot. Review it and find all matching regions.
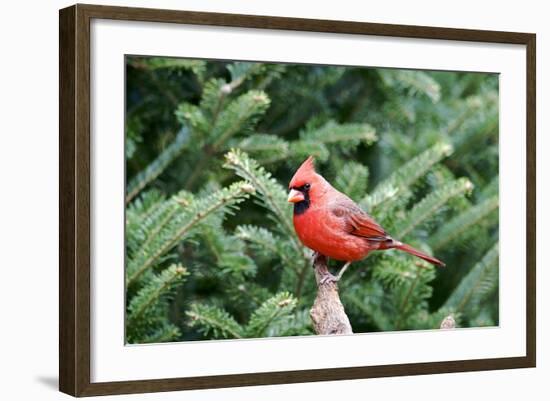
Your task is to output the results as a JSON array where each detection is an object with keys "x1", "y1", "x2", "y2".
[{"x1": 319, "y1": 272, "x2": 339, "y2": 285}]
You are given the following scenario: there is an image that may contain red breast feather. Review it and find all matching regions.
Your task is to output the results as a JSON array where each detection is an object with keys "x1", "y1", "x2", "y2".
[{"x1": 293, "y1": 202, "x2": 373, "y2": 261}]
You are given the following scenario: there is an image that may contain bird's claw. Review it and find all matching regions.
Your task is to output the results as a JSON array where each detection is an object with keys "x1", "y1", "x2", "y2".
[{"x1": 319, "y1": 272, "x2": 339, "y2": 285}]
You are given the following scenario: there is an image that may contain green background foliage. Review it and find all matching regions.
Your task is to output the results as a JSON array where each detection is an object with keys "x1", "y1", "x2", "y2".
[{"x1": 125, "y1": 56, "x2": 499, "y2": 344}]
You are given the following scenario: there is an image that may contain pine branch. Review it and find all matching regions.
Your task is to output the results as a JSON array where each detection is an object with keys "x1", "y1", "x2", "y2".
[
  {"x1": 379, "y1": 70, "x2": 441, "y2": 102},
  {"x1": 128, "y1": 57, "x2": 206, "y2": 80},
  {"x1": 126, "y1": 189, "x2": 166, "y2": 220},
  {"x1": 235, "y1": 134, "x2": 289, "y2": 164},
  {"x1": 226, "y1": 62, "x2": 266, "y2": 91},
  {"x1": 198, "y1": 78, "x2": 230, "y2": 126},
  {"x1": 300, "y1": 120, "x2": 377, "y2": 148},
  {"x1": 343, "y1": 282, "x2": 393, "y2": 331},
  {"x1": 287, "y1": 140, "x2": 330, "y2": 163},
  {"x1": 127, "y1": 190, "x2": 192, "y2": 260},
  {"x1": 130, "y1": 191, "x2": 195, "y2": 261},
  {"x1": 140, "y1": 322, "x2": 181, "y2": 344},
  {"x1": 254, "y1": 64, "x2": 287, "y2": 90},
  {"x1": 372, "y1": 257, "x2": 421, "y2": 289},
  {"x1": 363, "y1": 142, "x2": 454, "y2": 210},
  {"x1": 183, "y1": 90, "x2": 270, "y2": 189},
  {"x1": 446, "y1": 92, "x2": 498, "y2": 136},
  {"x1": 175, "y1": 103, "x2": 210, "y2": 139},
  {"x1": 176, "y1": 66, "x2": 265, "y2": 142},
  {"x1": 126, "y1": 189, "x2": 167, "y2": 255},
  {"x1": 397, "y1": 177, "x2": 474, "y2": 238},
  {"x1": 271, "y1": 121, "x2": 377, "y2": 164},
  {"x1": 245, "y1": 292, "x2": 297, "y2": 337},
  {"x1": 394, "y1": 270, "x2": 422, "y2": 330},
  {"x1": 268, "y1": 309, "x2": 313, "y2": 337},
  {"x1": 126, "y1": 126, "x2": 190, "y2": 203},
  {"x1": 442, "y1": 242, "x2": 499, "y2": 314},
  {"x1": 210, "y1": 90, "x2": 271, "y2": 149},
  {"x1": 224, "y1": 149, "x2": 295, "y2": 239},
  {"x1": 127, "y1": 265, "x2": 188, "y2": 323},
  {"x1": 334, "y1": 161, "x2": 369, "y2": 202},
  {"x1": 470, "y1": 304, "x2": 497, "y2": 327},
  {"x1": 371, "y1": 257, "x2": 436, "y2": 330},
  {"x1": 199, "y1": 223, "x2": 257, "y2": 278},
  {"x1": 127, "y1": 181, "x2": 255, "y2": 285},
  {"x1": 430, "y1": 195, "x2": 498, "y2": 250},
  {"x1": 224, "y1": 150, "x2": 310, "y2": 294},
  {"x1": 479, "y1": 175, "x2": 499, "y2": 200},
  {"x1": 235, "y1": 225, "x2": 296, "y2": 268},
  {"x1": 223, "y1": 282, "x2": 274, "y2": 317},
  {"x1": 186, "y1": 304, "x2": 244, "y2": 339},
  {"x1": 199, "y1": 62, "x2": 266, "y2": 128}
]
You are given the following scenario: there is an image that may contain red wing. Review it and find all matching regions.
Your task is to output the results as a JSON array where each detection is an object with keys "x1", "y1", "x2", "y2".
[
  {"x1": 331, "y1": 202, "x2": 389, "y2": 241},
  {"x1": 347, "y1": 211, "x2": 389, "y2": 241}
]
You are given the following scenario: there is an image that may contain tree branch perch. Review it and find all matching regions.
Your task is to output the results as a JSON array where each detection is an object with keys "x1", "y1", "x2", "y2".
[{"x1": 309, "y1": 254, "x2": 353, "y2": 335}]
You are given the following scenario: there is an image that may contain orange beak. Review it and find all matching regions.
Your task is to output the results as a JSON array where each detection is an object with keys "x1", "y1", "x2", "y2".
[{"x1": 287, "y1": 189, "x2": 305, "y2": 203}]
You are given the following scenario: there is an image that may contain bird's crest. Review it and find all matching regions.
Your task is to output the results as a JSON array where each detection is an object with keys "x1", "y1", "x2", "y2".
[{"x1": 289, "y1": 156, "x2": 316, "y2": 188}]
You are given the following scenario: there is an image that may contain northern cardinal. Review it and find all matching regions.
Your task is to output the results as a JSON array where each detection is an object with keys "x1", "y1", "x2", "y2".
[{"x1": 287, "y1": 156, "x2": 444, "y2": 282}]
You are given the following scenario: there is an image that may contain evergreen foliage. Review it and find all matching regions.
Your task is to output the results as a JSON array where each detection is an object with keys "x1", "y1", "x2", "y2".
[{"x1": 125, "y1": 57, "x2": 499, "y2": 343}]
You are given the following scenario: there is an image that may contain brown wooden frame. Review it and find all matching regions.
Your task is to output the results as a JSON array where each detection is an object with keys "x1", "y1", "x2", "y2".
[{"x1": 59, "y1": 3, "x2": 536, "y2": 397}]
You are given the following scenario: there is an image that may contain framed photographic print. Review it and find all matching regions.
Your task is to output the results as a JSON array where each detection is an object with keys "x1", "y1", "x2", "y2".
[{"x1": 59, "y1": 3, "x2": 536, "y2": 397}]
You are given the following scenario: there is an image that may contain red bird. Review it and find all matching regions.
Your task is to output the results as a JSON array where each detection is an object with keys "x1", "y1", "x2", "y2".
[{"x1": 287, "y1": 156, "x2": 444, "y2": 282}]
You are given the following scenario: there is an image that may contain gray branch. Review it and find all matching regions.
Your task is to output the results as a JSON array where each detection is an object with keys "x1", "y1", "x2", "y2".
[{"x1": 309, "y1": 254, "x2": 353, "y2": 335}]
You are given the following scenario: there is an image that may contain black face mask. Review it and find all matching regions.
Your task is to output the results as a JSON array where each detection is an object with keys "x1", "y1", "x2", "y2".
[{"x1": 292, "y1": 185, "x2": 311, "y2": 215}]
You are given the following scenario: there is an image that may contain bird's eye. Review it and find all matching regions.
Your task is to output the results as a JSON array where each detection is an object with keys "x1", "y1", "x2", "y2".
[{"x1": 303, "y1": 183, "x2": 311, "y2": 190}]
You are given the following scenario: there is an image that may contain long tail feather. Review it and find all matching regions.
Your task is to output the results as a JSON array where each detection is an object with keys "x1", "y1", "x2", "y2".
[{"x1": 394, "y1": 242, "x2": 445, "y2": 267}]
